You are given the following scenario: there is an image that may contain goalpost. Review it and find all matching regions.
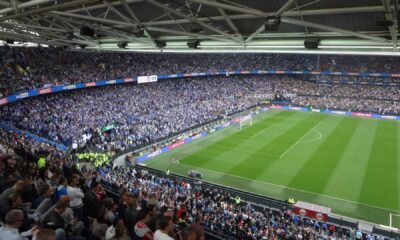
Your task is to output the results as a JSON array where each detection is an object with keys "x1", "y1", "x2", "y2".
[
  {"x1": 238, "y1": 114, "x2": 253, "y2": 130},
  {"x1": 389, "y1": 213, "x2": 400, "y2": 229}
]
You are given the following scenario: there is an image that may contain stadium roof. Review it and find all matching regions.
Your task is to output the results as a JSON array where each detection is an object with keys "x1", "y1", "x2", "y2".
[{"x1": 0, "y1": 0, "x2": 399, "y2": 54}]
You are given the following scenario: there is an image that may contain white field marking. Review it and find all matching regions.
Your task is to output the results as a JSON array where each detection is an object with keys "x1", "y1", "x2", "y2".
[
  {"x1": 211, "y1": 144, "x2": 280, "y2": 158},
  {"x1": 253, "y1": 124, "x2": 274, "y2": 137},
  {"x1": 176, "y1": 162, "x2": 400, "y2": 214},
  {"x1": 279, "y1": 121, "x2": 323, "y2": 158},
  {"x1": 302, "y1": 129, "x2": 323, "y2": 143}
]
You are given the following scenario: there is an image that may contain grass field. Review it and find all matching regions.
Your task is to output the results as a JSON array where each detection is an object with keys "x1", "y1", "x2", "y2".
[{"x1": 145, "y1": 109, "x2": 400, "y2": 227}]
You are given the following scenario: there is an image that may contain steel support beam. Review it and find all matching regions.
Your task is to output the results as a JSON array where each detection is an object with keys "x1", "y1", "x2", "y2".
[
  {"x1": 382, "y1": 0, "x2": 398, "y2": 48},
  {"x1": 189, "y1": 0, "x2": 384, "y2": 18},
  {"x1": 0, "y1": 1, "x2": 9, "y2": 7},
  {"x1": 0, "y1": 0, "x2": 97, "y2": 21},
  {"x1": 51, "y1": 11, "x2": 137, "y2": 27},
  {"x1": 215, "y1": 1, "x2": 243, "y2": 40},
  {"x1": 145, "y1": 0, "x2": 242, "y2": 43},
  {"x1": 48, "y1": 14, "x2": 150, "y2": 44},
  {"x1": 147, "y1": 26, "x2": 232, "y2": 41},
  {"x1": 0, "y1": 22, "x2": 69, "y2": 33},
  {"x1": 0, "y1": 0, "x2": 55, "y2": 15},
  {"x1": 276, "y1": 0, "x2": 297, "y2": 16},
  {"x1": 112, "y1": 0, "x2": 156, "y2": 45},
  {"x1": 68, "y1": 0, "x2": 143, "y2": 13},
  {"x1": 282, "y1": 17, "x2": 389, "y2": 42},
  {"x1": 245, "y1": 26, "x2": 265, "y2": 43},
  {"x1": 0, "y1": 30, "x2": 89, "y2": 46},
  {"x1": 189, "y1": 0, "x2": 266, "y2": 17},
  {"x1": 188, "y1": 1, "x2": 389, "y2": 43},
  {"x1": 142, "y1": 5, "x2": 385, "y2": 26},
  {"x1": 246, "y1": 0, "x2": 296, "y2": 43}
]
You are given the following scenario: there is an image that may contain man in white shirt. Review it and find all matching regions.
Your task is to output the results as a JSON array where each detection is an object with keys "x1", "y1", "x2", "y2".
[
  {"x1": 0, "y1": 209, "x2": 28, "y2": 240},
  {"x1": 154, "y1": 216, "x2": 174, "y2": 240},
  {"x1": 67, "y1": 174, "x2": 84, "y2": 221}
]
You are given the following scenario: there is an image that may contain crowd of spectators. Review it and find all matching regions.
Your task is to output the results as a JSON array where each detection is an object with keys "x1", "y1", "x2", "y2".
[
  {"x1": 1, "y1": 46, "x2": 400, "y2": 97},
  {"x1": 1, "y1": 46, "x2": 400, "y2": 240},
  {"x1": 1, "y1": 75, "x2": 400, "y2": 152},
  {"x1": 0, "y1": 128, "x2": 64, "y2": 163},
  {"x1": 99, "y1": 164, "x2": 393, "y2": 240},
  {"x1": 0, "y1": 135, "x2": 388, "y2": 240},
  {"x1": 0, "y1": 76, "x2": 273, "y2": 151},
  {"x1": 0, "y1": 132, "x2": 209, "y2": 240}
]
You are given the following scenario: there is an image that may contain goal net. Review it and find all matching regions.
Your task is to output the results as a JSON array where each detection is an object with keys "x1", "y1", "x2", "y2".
[
  {"x1": 390, "y1": 213, "x2": 400, "y2": 229},
  {"x1": 238, "y1": 114, "x2": 253, "y2": 130}
]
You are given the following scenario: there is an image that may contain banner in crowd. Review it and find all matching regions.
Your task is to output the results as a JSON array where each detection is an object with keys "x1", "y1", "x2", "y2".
[
  {"x1": 100, "y1": 122, "x2": 118, "y2": 133},
  {"x1": 137, "y1": 75, "x2": 158, "y2": 84},
  {"x1": 2, "y1": 70, "x2": 400, "y2": 106}
]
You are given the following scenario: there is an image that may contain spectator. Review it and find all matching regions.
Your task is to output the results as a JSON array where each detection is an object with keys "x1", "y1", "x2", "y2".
[
  {"x1": 154, "y1": 216, "x2": 174, "y2": 240},
  {"x1": 134, "y1": 208, "x2": 154, "y2": 240},
  {"x1": 109, "y1": 220, "x2": 130, "y2": 240},
  {"x1": 0, "y1": 209, "x2": 27, "y2": 240},
  {"x1": 33, "y1": 183, "x2": 53, "y2": 209},
  {"x1": 36, "y1": 229, "x2": 56, "y2": 240},
  {"x1": 83, "y1": 181, "x2": 101, "y2": 219},
  {"x1": 66, "y1": 174, "x2": 84, "y2": 222},
  {"x1": 124, "y1": 197, "x2": 139, "y2": 236},
  {"x1": 189, "y1": 216, "x2": 204, "y2": 240}
]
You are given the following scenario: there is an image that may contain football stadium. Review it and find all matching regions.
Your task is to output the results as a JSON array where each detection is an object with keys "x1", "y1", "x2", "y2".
[{"x1": 0, "y1": 0, "x2": 400, "y2": 239}]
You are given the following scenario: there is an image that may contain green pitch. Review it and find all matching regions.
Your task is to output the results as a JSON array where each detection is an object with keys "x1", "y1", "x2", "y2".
[{"x1": 145, "y1": 109, "x2": 400, "y2": 227}]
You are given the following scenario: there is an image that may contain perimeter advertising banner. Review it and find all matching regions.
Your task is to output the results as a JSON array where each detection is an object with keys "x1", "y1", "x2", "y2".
[{"x1": 293, "y1": 201, "x2": 331, "y2": 222}]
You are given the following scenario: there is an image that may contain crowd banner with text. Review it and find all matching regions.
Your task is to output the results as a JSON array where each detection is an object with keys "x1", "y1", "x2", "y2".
[{"x1": 137, "y1": 75, "x2": 158, "y2": 84}]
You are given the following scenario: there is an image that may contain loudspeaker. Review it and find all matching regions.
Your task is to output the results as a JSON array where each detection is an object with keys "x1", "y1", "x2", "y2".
[
  {"x1": 155, "y1": 40, "x2": 166, "y2": 48},
  {"x1": 133, "y1": 27, "x2": 144, "y2": 37},
  {"x1": 265, "y1": 16, "x2": 281, "y2": 31},
  {"x1": 304, "y1": 38, "x2": 320, "y2": 49},
  {"x1": 117, "y1": 42, "x2": 128, "y2": 48},
  {"x1": 80, "y1": 26, "x2": 95, "y2": 37},
  {"x1": 187, "y1": 40, "x2": 199, "y2": 49}
]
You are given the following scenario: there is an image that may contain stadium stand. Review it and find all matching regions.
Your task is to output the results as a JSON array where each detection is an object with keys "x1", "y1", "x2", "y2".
[
  {"x1": 1, "y1": 46, "x2": 400, "y2": 97},
  {"x1": 0, "y1": 140, "x2": 399, "y2": 239},
  {"x1": 1, "y1": 47, "x2": 400, "y2": 239}
]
